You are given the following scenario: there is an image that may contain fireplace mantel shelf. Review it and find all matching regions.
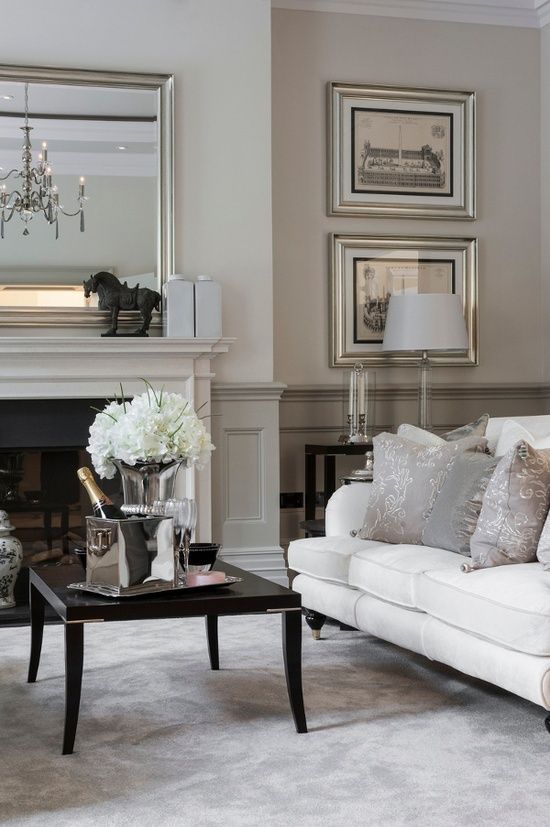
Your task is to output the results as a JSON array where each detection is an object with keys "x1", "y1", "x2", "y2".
[
  {"x1": 0, "y1": 336, "x2": 235, "y2": 359},
  {"x1": 0, "y1": 336, "x2": 235, "y2": 404}
]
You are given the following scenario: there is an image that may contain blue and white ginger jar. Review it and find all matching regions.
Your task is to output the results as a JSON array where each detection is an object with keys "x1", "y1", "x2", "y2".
[{"x1": 0, "y1": 510, "x2": 23, "y2": 609}]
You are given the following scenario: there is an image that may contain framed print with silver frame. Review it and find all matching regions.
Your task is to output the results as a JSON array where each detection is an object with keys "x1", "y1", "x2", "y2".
[
  {"x1": 328, "y1": 82, "x2": 475, "y2": 219},
  {"x1": 330, "y1": 234, "x2": 478, "y2": 367}
]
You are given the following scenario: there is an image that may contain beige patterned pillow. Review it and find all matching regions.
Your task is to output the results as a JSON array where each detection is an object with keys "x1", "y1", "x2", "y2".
[
  {"x1": 359, "y1": 432, "x2": 488, "y2": 545},
  {"x1": 442, "y1": 413, "x2": 489, "y2": 442},
  {"x1": 466, "y1": 441, "x2": 550, "y2": 570}
]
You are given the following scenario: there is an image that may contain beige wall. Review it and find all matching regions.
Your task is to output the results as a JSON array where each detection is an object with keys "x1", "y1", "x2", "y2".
[
  {"x1": 272, "y1": 9, "x2": 542, "y2": 389},
  {"x1": 272, "y1": 9, "x2": 544, "y2": 545},
  {"x1": 542, "y1": 22, "x2": 550, "y2": 387}
]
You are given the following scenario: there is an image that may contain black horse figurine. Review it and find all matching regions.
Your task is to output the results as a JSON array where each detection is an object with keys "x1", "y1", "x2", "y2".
[{"x1": 83, "y1": 271, "x2": 161, "y2": 337}]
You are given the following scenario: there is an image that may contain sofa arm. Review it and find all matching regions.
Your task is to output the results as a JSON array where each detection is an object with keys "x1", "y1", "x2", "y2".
[{"x1": 325, "y1": 482, "x2": 372, "y2": 537}]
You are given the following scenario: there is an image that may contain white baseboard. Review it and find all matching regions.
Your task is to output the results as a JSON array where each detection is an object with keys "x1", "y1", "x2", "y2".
[{"x1": 219, "y1": 546, "x2": 288, "y2": 585}]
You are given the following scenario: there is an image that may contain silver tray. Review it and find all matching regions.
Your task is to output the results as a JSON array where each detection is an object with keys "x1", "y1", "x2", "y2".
[{"x1": 67, "y1": 574, "x2": 242, "y2": 599}]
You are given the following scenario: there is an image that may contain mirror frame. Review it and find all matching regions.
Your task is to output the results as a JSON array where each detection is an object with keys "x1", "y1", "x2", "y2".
[{"x1": 0, "y1": 64, "x2": 174, "y2": 330}]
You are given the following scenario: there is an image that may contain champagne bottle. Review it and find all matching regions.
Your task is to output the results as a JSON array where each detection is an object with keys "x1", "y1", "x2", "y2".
[{"x1": 77, "y1": 467, "x2": 125, "y2": 520}]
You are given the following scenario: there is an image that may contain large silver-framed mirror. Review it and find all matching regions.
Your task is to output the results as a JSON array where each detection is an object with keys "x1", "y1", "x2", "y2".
[{"x1": 0, "y1": 64, "x2": 173, "y2": 331}]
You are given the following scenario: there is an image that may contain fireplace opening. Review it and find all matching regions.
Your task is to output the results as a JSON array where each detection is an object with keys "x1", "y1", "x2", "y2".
[{"x1": 0, "y1": 399, "x2": 124, "y2": 624}]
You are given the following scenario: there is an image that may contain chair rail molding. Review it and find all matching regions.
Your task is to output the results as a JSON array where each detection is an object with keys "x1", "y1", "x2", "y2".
[{"x1": 211, "y1": 381, "x2": 287, "y2": 584}]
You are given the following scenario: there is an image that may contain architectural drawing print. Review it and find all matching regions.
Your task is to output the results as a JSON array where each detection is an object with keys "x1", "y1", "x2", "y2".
[
  {"x1": 353, "y1": 257, "x2": 454, "y2": 344},
  {"x1": 352, "y1": 109, "x2": 453, "y2": 197}
]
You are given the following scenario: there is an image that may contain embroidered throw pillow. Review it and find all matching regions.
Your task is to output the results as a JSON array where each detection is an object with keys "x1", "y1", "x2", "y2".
[
  {"x1": 422, "y1": 451, "x2": 498, "y2": 556},
  {"x1": 359, "y1": 433, "x2": 488, "y2": 546},
  {"x1": 396, "y1": 424, "x2": 444, "y2": 447},
  {"x1": 466, "y1": 442, "x2": 550, "y2": 570},
  {"x1": 397, "y1": 414, "x2": 489, "y2": 448},
  {"x1": 442, "y1": 413, "x2": 489, "y2": 442}
]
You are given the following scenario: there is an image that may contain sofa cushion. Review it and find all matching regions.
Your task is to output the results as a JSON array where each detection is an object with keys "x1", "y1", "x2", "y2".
[
  {"x1": 468, "y1": 441, "x2": 550, "y2": 570},
  {"x1": 442, "y1": 413, "x2": 489, "y2": 442},
  {"x1": 348, "y1": 544, "x2": 463, "y2": 610},
  {"x1": 359, "y1": 432, "x2": 488, "y2": 545},
  {"x1": 397, "y1": 415, "x2": 489, "y2": 447},
  {"x1": 287, "y1": 536, "x2": 384, "y2": 585},
  {"x1": 422, "y1": 451, "x2": 498, "y2": 556},
  {"x1": 417, "y1": 563, "x2": 550, "y2": 656}
]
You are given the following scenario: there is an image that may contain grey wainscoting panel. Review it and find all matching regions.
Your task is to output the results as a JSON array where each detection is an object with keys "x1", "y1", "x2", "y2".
[
  {"x1": 211, "y1": 383, "x2": 287, "y2": 584},
  {"x1": 224, "y1": 428, "x2": 265, "y2": 522}
]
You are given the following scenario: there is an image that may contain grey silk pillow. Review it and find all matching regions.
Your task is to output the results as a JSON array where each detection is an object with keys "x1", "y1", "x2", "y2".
[
  {"x1": 359, "y1": 432, "x2": 488, "y2": 546},
  {"x1": 466, "y1": 441, "x2": 550, "y2": 570},
  {"x1": 422, "y1": 451, "x2": 498, "y2": 556},
  {"x1": 442, "y1": 413, "x2": 490, "y2": 442}
]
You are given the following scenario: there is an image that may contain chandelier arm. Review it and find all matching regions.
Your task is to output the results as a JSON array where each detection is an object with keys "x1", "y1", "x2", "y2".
[
  {"x1": 3, "y1": 190, "x2": 23, "y2": 207},
  {"x1": 1, "y1": 207, "x2": 19, "y2": 224},
  {"x1": 0, "y1": 169, "x2": 21, "y2": 182},
  {"x1": 58, "y1": 206, "x2": 84, "y2": 218}
]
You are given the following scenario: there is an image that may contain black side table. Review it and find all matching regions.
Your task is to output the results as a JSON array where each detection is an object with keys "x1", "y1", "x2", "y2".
[{"x1": 304, "y1": 443, "x2": 371, "y2": 521}]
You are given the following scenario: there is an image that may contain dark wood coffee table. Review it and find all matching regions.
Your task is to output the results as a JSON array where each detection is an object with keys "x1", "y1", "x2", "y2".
[{"x1": 27, "y1": 561, "x2": 307, "y2": 754}]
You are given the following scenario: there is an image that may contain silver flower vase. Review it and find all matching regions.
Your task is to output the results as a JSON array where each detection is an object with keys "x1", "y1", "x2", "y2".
[{"x1": 113, "y1": 459, "x2": 186, "y2": 508}]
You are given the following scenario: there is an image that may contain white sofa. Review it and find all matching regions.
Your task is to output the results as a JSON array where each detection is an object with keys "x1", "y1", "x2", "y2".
[{"x1": 288, "y1": 416, "x2": 550, "y2": 729}]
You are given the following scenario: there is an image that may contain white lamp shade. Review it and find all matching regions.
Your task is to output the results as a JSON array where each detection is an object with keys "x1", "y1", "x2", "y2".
[{"x1": 382, "y1": 293, "x2": 469, "y2": 353}]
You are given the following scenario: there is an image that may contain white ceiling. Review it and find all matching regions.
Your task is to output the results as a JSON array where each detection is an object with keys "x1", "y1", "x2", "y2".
[
  {"x1": 271, "y1": 0, "x2": 550, "y2": 28},
  {"x1": 0, "y1": 82, "x2": 157, "y2": 118},
  {"x1": 0, "y1": 83, "x2": 157, "y2": 177}
]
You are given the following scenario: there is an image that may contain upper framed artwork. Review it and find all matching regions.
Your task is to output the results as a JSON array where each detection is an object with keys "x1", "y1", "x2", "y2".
[
  {"x1": 328, "y1": 82, "x2": 476, "y2": 219},
  {"x1": 330, "y1": 234, "x2": 478, "y2": 367}
]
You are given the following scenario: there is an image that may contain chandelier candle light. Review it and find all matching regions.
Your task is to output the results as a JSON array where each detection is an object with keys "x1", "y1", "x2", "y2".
[
  {"x1": 347, "y1": 362, "x2": 370, "y2": 443},
  {"x1": 0, "y1": 83, "x2": 87, "y2": 238}
]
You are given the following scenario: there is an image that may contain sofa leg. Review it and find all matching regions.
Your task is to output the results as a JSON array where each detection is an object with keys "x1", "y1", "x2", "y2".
[
  {"x1": 304, "y1": 609, "x2": 326, "y2": 640},
  {"x1": 544, "y1": 714, "x2": 550, "y2": 734}
]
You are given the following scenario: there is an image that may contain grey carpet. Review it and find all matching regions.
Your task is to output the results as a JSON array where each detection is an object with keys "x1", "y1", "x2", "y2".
[{"x1": 1, "y1": 614, "x2": 550, "y2": 827}]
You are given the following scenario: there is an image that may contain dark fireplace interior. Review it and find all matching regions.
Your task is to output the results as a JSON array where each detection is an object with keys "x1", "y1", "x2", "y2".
[{"x1": 0, "y1": 399, "x2": 124, "y2": 625}]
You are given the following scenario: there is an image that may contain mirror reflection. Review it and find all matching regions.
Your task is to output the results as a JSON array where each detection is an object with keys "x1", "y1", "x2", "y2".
[{"x1": 0, "y1": 80, "x2": 158, "y2": 307}]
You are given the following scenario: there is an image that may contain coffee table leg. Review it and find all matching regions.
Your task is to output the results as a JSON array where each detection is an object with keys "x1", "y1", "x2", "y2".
[
  {"x1": 28, "y1": 582, "x2": 46, "y2": 683},
  {"x1": 205, "y1": 614, "x2": 219, "y2": 670},
  {"x1": 62, "y1": 623, "x2": 84, "y2": 755},
  {"x1": 282, "y1": 610, "x2": 307, "y2": 733}
]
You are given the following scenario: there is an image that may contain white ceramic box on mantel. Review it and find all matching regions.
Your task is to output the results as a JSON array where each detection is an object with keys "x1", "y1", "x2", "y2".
[
  {"x1": 195, "y1": 275, "x2": 222, "y2": 338},
  {"x1": 162, "y1": 274, "x2": 195, "y2": 338}
]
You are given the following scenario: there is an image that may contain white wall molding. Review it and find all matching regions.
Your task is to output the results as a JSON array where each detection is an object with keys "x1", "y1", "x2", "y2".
[
  {"x1": 272, "y1": 0, "x2": 550, "y2": 29},
  {"x1": 212, "y1": 382, "x2": 287, "y2": 401},
  {"x1": 211, "y1": 382, "x2": 286, "y2": 583}
]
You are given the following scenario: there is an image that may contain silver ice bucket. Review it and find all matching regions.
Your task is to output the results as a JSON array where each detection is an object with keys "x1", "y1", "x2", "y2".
[{"x1": 86, "y1": 515, "x2": 175, "y2": 596}]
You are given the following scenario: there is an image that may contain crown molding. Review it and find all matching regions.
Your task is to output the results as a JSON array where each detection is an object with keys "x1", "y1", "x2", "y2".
[{"x1": 272, "y1": 0, "x2": 550, "y2": 29}]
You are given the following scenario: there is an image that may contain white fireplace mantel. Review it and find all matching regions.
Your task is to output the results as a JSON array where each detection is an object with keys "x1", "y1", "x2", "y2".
[
  {"x1": 0, "y1": 336, "x2": 234, "y2": 398},
  {"x1": 0, "y1": 336, "x2": 235, "y2": 541}
]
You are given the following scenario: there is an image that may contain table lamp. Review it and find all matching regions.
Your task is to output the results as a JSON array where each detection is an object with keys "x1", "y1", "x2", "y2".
[{"x1": 382, "y1": 293, "x2": 468, "y2": 431}]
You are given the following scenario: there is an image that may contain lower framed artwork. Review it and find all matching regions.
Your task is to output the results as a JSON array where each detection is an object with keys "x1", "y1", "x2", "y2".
[{"x1": 330, "y1": 234, "x2": 478, "y2": 367}]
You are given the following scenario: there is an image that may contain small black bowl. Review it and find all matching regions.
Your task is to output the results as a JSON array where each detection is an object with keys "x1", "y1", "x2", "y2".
[{"x1": 182, "y1": 542, "x2": 221, "y2": 572}]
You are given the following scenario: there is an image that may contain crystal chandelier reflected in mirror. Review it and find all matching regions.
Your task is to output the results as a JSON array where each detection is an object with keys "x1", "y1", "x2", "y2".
[{"x1": 0, "y1": 82, "x2": 87, "y2": 238}]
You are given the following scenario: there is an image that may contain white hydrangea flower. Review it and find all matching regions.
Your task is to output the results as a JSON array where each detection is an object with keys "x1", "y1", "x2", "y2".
[{"x1": 86, "y1": 387, "x2": 214, "y2": 479}]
